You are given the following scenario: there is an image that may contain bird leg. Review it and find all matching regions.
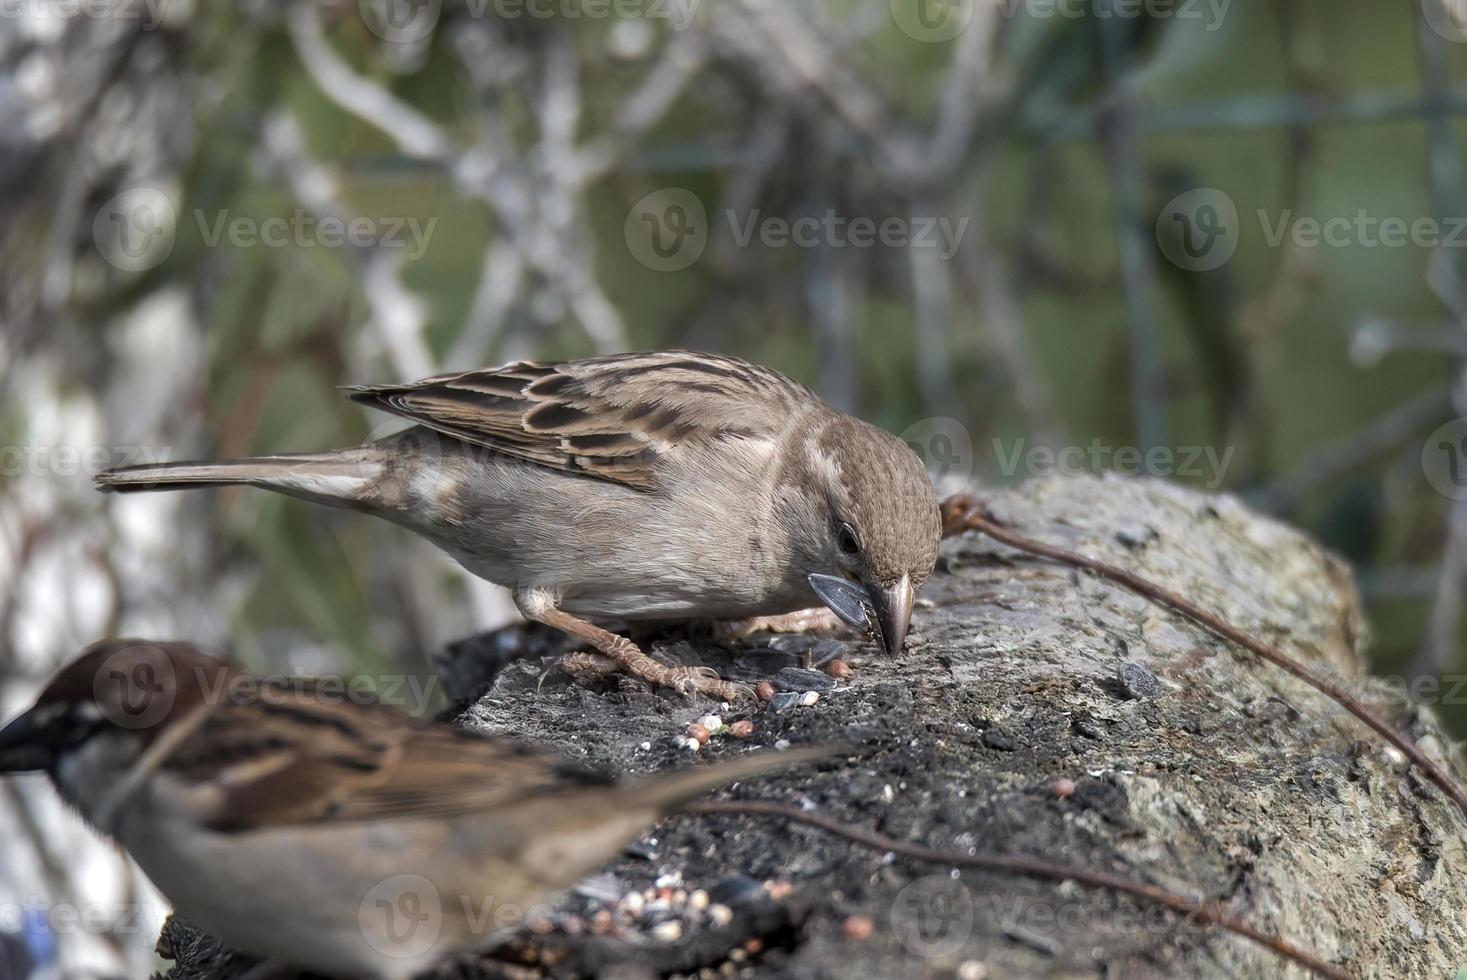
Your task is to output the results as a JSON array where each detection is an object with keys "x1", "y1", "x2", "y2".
[{"x1": 518, "y1": 591, "x2": 750, "y2": 701}]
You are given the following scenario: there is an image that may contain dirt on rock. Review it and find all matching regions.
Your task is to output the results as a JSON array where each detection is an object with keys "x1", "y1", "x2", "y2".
[{"x1": 159, "y1": 475, "x2": 1467, "y2": 980}]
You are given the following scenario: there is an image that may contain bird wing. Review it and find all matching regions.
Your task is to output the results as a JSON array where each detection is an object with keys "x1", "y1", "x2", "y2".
[
  {"x1": 344, "y1": 350, "x2": 814, "y2": 490},
  {"x1": 162, "y1": 682, "x2": 608, "y2": 832}
]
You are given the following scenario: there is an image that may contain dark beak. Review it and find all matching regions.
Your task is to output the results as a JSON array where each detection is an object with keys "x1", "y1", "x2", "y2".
[
  {"x1": 0, "y1": 706, "x2": 54, "y2": 773},
  {"x1": 869, "y1": 574, "x2": 914, "y2": 657},
  {"x1": 808, "y1": 573, "x2": 916, "y2": 657}
]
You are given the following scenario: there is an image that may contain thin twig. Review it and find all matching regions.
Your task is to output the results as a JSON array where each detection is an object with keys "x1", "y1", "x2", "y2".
[
  {"x1": 685, "y1": 800, "x2": 1350, "y2": 980},
  {"x1": 938, "y1": 495, "x2": 1467, "y2": 820}
]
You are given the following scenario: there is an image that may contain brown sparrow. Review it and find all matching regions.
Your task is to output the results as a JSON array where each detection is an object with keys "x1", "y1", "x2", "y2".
[
  {"x1": 96, "y1": 351, "x2": 942, "y2": 699},
  {"x1": 0, "y1": 639, "x2": 828, "y2": 979}
]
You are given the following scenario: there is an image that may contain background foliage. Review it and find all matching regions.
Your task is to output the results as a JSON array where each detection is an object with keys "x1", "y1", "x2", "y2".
[{"x1": 1, "y1": 1, "x2": 1465, "y2": 973}]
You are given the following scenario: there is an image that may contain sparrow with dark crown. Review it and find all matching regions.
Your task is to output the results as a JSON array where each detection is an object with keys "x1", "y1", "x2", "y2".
[
  {"x1": 0, "y1": 640, "x2": 827, "y2": 979},
  {"x1": 96, "y1": 351, "x2": 942, "y2": 699}
]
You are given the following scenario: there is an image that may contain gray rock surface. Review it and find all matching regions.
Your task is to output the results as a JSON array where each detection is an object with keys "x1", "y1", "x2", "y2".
[{"x1": 160, "y1": 475, "x2": 1467, "y2": 979}]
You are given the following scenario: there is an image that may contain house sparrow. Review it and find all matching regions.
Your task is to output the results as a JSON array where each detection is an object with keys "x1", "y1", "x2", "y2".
[
  {"x1": 0, "y1": 639, "x2": 829, "y2": 980},
  {"x1": 96, "y1": 351, "x2": 942, "y2": 699}
]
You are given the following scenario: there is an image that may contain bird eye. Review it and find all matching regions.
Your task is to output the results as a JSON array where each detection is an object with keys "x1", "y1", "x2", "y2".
[{"x1": 837, "y1": 522, "x2": 861, "y2": 556}]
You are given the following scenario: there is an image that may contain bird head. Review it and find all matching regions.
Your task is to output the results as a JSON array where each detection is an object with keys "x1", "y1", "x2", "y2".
[
  {"x1": 793, "y1": 414, "x2": 941, "y2": 656},
  {"x1": 0, "y1": 640, "x2": 235, "y2": 784}
]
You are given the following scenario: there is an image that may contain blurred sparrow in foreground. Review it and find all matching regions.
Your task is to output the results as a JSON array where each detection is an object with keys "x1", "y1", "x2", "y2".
[
  {"x1": 96, "y1": 351, "x2": 942, "y2": 699},
  {"x1": 0, "y1": 640, "x2": 827, "y2": 980}
]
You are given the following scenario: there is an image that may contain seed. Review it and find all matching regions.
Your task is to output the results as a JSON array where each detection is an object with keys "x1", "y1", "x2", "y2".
[
  {"x1": 1049, "y1": 777, "x2": 1076, "y2": 799},
  {"x1": 824, "y1": 659, "x2": 852, "y2": 679},
  {"x1": 689, "y1": 889, "x2": 710, "y2": 911},
  {"x1": 687, "y1": 723, "x2": 711, "y2": 744},
  {"x1": 652, "y1": 920, "x2": 683, "y2": 942},
  {"x1": 842, "y1": 915, "x2": 875, "y2": 941},
  {"x1": 697, "y1": 714, "x2": 724, "y2": 733},
  {"x1": 755, "y1": 681, "x2": 776, "y2": 702},
  {"x1": 729, "y1": 720, "x2": 755, "y2": 738},
  {"x1": 708, "y1": 903, "x2": 734, "y2": 927}
]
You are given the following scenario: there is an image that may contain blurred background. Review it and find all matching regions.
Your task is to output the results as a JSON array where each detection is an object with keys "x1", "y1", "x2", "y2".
[{"x1": 2, "y1": 0, "x2": 1466, "y2": 974}]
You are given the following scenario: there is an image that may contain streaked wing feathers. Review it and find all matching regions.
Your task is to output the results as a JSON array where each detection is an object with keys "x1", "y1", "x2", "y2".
[
  {"x1": 345, "y1": 351, "x2": 813, "y2": 490},
  {"x1": 163, "y1": 684, "x2": 604, "y2": 832}
]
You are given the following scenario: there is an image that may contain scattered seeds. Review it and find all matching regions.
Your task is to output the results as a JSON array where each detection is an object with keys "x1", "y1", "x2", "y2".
[
  {"x1": 697, "y1": 714, "x2": 723, "y2": 733},
  {"x1": 687, "y1": 723, "x2": 711, "y2": 744},
  {"x1": 729, "y1": 719, "x2": 755, "y2": 738},
  {"x1": 689, "y1": 889, "x2": 710, "y2": 911},
  {"x1": 824, "y1": 659, "x2": 852, "y2": 679},
  {"x1": 651, "y1": 920, "x2": 683, "y2": 942},
  {"x1": 755, "y1": 680, "x2": 776, "y2": 702},
  {"x1": 1049, "y1": 777, "x2": 1076, "y2": 799},
  {"x1": 708, "y1": 903, "x2": 734, "y2": 927},
  {"x1": 799, "y1": 691, "x2": 820, "y2": 707},
  {"x1": 681, "y1": 736, "x2": 702, "y2": 752},
  {"x1": 765, "y1": 880, "x2": 793, "y2": 900}
]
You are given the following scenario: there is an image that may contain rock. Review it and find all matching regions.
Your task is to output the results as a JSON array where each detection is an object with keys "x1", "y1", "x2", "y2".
[{"x1": 156, "y1": 475, "x2": 1467, "y2": 980}]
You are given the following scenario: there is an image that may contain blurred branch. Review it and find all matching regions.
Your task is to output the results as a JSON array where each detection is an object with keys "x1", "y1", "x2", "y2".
[
  {"x1": 287, "y1": 6, "x2": 451, "y2": 160},
  {"x1": 1095, "y1": 7, "x2": 1166, "y2": 452},
  {"x1": 261, "y1": 112, "x2": 435, "y2": 380},
  {"x1": 1248, "y1": 384, "x2": 1454, "y2": 515}
]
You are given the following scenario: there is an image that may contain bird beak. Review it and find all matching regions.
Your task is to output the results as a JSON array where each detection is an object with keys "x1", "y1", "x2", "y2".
[
  {"x1": 869, "y1": 574, "x2": 914, "y2": 657},
  {"x1": 807, "y1": 572, "x2": 915, "y2": 656},
  {"x1": 0, "y1": 706, "x2": 54, "y2": 773}
]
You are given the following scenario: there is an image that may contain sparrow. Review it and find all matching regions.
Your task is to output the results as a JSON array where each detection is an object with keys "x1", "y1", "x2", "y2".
[
  {"x1": 0, "y1": 639, "x2": 829, "y2": 980},
  {"x1": 95, "y1": 351, "x2": 942, "y2": 699}
]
